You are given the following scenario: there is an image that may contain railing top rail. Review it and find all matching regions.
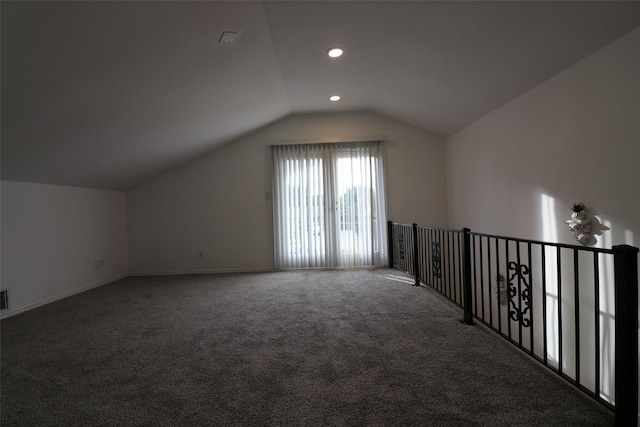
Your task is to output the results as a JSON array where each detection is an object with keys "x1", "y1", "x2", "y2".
[
  {"x1": 391, "y1": 222, "x2": 413, "y2": 228},
  {"x1": 389, "y1": 221, "x2": 622, "y2": 254},
  {"x1": 415, "y1": 224, "x2": 463, "y2": 234},
  {"x1": 469, "y1": 231, "x2": 615, "y2": 254},
  {"x1": 389, "y1": 222, "x2": 461, "y2": 234}
]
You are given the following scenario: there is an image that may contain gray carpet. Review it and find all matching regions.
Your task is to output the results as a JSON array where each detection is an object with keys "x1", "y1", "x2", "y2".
[{"x1": 1, "y1": 268, "x2": 613, "y2": 426}]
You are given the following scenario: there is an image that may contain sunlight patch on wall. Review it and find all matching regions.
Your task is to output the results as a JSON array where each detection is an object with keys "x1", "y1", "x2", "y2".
[
  {"x1": 625, "y1": 229, "x2": 635, "y2": 246},
  {"x1": 601, "y1": 218, "x2": 613, "y2": 249},
  {"x1": 598, "y1": 217, "x2": 615, "y2": 404},
  {"x1": 541, "y1": 193, "x2": 558, "y2": 242},
  {"x1": 541, "y1": 193, "x2": 560, "y2": 365}
]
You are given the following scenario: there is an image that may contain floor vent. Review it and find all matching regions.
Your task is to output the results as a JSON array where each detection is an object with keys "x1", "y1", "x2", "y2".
[{"x1": 0, "y1": 290, "x2": 8, "y2": 311}]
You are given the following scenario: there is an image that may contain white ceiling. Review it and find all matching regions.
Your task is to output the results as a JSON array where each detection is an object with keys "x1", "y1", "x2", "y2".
[{"x1": 3, "y1": 1, "x2": 640, "y2": 191}]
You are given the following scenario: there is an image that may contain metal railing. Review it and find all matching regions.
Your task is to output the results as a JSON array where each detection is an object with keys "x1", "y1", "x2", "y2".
[{"x1": 388, "y1": 221, "x2": 639, "y2": 426}]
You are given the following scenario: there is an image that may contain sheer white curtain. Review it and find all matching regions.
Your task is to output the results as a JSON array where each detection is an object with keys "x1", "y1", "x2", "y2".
[{"x1": 272, "y1": 141, "x2": 387, "y2": 269}]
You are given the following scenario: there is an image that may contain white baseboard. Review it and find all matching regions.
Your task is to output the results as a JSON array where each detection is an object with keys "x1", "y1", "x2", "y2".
[
  {"x1": 0, "y1": 273, "x2": 129, "y2": 319},
  {"x1": 128, "y1": 267, "x2": 276, "y2": 276}
]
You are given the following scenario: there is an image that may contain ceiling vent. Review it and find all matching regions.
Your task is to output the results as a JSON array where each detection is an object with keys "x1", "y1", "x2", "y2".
[{"x1": 218, "y1": 31, "x2": 238, "y2": 46}]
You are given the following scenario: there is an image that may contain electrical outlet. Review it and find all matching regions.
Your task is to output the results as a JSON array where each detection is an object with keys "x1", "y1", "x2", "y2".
[{"x1": 95, "y1": 259, "x2": 104, "y2": 269}]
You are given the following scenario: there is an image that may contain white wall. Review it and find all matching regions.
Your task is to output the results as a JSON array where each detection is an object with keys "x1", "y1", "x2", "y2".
[
  {"x1": 446, "y1": 28, "x2": 640, "y2": 248},
  {"x1": 128, "y1": 111, "x2": 447, "y2": 274},
  {"x1": 445, "y1": 27, "x2": 640, "y2": 413},
  {"x1": 1, "y1": 181, "x2": 129, "y2": 317}
]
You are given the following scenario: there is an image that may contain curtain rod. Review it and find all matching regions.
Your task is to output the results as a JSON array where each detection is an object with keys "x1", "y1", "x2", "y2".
[{"x1": 269, "y1": 135, "x2": 388, "y2": 146}]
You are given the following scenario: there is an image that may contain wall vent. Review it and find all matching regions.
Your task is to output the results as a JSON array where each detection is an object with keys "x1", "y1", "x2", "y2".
[{"x1": 0, "y1": 290, "x2": 8, "y2": 311}]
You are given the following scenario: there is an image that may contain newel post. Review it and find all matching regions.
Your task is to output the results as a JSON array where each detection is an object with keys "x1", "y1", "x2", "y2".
[
  {"x1": 461, "y1": 228, "x2": 474, "y2": 325},
  {"x1": 412, "y1": 223, "x2": 420, "y2": 287},
  {"x1": 613, "y1": 244, "x2": 639, "y2": 427}
]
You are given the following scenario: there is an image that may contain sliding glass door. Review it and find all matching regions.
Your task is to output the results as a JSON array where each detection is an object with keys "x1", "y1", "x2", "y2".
[{"x1": 272, "y1": 141, "x2": 386, "y2": 269}]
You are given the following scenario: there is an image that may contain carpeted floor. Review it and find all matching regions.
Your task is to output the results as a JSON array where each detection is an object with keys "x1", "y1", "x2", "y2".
[{"x1": 1, "y1": 268, "x2": 613, "y2": 426}]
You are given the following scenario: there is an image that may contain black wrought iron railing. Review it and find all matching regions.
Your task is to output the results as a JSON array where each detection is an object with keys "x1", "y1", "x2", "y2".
[{"x1": 388, "y1": 221, "x2": 639, "y2": 427}]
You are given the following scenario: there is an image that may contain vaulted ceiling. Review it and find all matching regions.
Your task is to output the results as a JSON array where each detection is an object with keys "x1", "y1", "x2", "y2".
[{"x1": 3, "y1": 1, "x2": 640, "y2": 191}]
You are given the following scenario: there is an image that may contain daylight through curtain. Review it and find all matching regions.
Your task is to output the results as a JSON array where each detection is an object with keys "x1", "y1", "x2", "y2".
[{"x1": 272, "y1": 141, "x2": 387, "y2": 269}]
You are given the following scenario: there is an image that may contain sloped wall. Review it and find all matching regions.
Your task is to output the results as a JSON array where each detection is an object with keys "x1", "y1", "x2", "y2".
[
  {"x1": 127, "y1": 111, "x2": 447, "y2": 274},
  {"x1": 446, "y1": 28, "x2": 640, "y2": 248}
]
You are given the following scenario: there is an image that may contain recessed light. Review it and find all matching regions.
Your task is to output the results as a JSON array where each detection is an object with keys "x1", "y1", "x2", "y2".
[
  {"x1": 326, "y1": 47, "x2": 343, "y2": 58},
  {"x1": 329, "y1": 95, "x2": 341, "y2": 102}
]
